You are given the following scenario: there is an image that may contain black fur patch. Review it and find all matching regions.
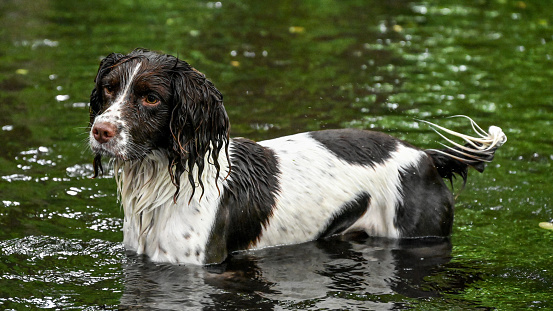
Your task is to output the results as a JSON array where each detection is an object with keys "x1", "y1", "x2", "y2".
[
  {"x1": 317, "y1": 192, "x2": 371, "y2": 239},
  {"x1": 394, "y1": 155, "x2": 454, "y2": 237},
  {"x1": 309, "y1": 129, "x2": 401, "y2": 167},
  {"x1": 205, "y1": 138, "x2": 280, "y2": 263}
]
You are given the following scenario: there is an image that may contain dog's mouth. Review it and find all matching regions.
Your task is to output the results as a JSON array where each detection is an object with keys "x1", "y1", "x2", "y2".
[
  {"x1": 91, "y1": 141, "x2": 132, "y2": 178},
  {"x1": 91, "y1": 144, "x2": 127, "y2": 160},
  {"x1": 90, "y1": 135, "x2": 154, "y2": 163},
  {"x1": 89, "y1": 119, "x2": 134, "y2": 161},
  {"x1": 89, "y1": 132, "x2": 130, "y2": 162},
  {"x1": 89, "y1": 118, "x2": 167, "y2": 164}
]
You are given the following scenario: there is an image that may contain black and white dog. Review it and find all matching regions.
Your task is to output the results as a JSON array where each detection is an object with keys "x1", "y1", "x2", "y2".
[{"x1": 89, "y1": 49, "x2": 506, "y2": 265}]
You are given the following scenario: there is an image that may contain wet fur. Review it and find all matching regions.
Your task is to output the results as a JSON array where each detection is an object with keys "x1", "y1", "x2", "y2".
[
  {"x1": 88, "y1": 49, "x2": 506, "y2": 265},
  {"x1": 90, "y1": 50, "x2": 229, "y2": 201}
]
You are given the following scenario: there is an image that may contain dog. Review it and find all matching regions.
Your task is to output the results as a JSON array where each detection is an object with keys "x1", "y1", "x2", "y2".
[{"x1": 88, "y1": 49, "x2": 506, "y2": 265}]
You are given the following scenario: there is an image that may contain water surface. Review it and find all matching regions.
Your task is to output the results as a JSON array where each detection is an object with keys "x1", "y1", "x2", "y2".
[{"x1": 0, "y1": 0, "x2": 552, "y2": 309}]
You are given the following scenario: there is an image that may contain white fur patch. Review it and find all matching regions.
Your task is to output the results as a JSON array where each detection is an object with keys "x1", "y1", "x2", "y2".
[
  {"x1": 115, "y1": 150, "x2": 229, "y2": 265},
  {"x1": 254, "y1": 133, "x2": 425, "y2": 248},
  {"x1": 89, "y1": 63, "x2": 142, "y2": 159}
]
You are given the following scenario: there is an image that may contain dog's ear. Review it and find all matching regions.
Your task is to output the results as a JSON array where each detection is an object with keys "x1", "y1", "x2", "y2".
[
  {"x1": 168, "y1": 59, "x2": 230, "y2": 201},
  {"x1": 90, "y1": 53, "x2": 124, "y2": 178}
]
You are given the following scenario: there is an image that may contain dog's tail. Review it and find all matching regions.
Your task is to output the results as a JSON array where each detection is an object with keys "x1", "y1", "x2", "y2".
[{"x1": 420, "y1": 116, "x2": 507, "y2": 190}]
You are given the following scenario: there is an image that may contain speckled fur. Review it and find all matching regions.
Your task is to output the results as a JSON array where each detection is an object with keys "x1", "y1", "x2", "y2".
[{"x1": 115, "y1": 150, "x2": 229, "y2": 265}]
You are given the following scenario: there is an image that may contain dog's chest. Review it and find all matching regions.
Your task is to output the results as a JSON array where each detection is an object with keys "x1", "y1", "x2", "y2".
[
  {"x1": 116, "y1": 152, "x2": 224, "y2": 265},
  {"x1": 123, "y1": 199, "x2": 219, "y2": 265}
]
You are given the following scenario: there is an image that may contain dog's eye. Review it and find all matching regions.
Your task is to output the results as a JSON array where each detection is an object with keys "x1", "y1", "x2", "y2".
[
  {"x1": 104, "y1": 85, "x2": 115, "y2": 95},
  {"x1": 144, "y1": 94, "x2": 160, "y2": 106}
]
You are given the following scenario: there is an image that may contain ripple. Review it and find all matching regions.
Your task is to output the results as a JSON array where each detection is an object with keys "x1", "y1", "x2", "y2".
[
  {"x1": 89, "y1": 217, "x2": 123, "y2": 232},
  {"x1": 66, "y1": 163, "x2": 115, "y2": 179},
  {"x1": 13, "y1": 38, "x2": 59, "y2": 49},
  {"x1": 2, "y1": 174, "x2": 32, "y2": 182},
  {"x1": 2, "y1": 200, "x2": 21, "y2": 207},
  {"x1": 0, "y1": 235, "x2": 124, "y2": 263}
]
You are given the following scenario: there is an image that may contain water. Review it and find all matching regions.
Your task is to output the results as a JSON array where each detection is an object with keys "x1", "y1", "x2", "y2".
[{"x1": 0, "y1": 0, "x2": 552, "y2": 309}]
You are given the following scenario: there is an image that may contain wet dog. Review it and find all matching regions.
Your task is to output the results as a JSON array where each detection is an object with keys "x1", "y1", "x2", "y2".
[{"x1": 89, "y1": 49, "x2": 506, "y2": 264}]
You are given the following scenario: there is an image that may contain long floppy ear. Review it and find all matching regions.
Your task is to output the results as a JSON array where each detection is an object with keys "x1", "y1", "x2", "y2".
[
  {"x1": 90, "y1": 53, "x2": 124, "y2": 178},
  {"x1": 168, "y1": 59, "x2": 230, "y2": 202}
]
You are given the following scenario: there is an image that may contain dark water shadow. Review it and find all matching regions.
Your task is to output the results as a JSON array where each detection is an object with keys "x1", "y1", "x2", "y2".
[{"x1": 119, "y1": 236, "x2": 454, "y2": 310}]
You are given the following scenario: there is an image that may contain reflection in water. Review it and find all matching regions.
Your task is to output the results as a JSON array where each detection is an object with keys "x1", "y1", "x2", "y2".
[{"x1": 120, "y1": 237, "x2": 452, "y2": 310}]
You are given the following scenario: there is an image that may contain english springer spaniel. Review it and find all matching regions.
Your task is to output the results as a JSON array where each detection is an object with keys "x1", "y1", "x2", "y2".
[{"x1": 89, "y1": 49, "x2": 506, "y2": 265}]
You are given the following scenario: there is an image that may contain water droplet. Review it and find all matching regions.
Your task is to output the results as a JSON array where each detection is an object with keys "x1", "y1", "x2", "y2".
[{"x1": 56, "y1": 94, "x2": 70, "y2": 102}]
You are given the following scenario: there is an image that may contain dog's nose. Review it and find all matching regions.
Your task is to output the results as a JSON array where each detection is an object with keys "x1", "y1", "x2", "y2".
[{"x1": 92, "y1": 122, "x2": 117, "y2": 143}]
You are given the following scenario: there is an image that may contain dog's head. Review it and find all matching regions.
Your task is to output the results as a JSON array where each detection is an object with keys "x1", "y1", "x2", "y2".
[{"x1": 89, "y1": 49, "x2": 230, "y2": 198}]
